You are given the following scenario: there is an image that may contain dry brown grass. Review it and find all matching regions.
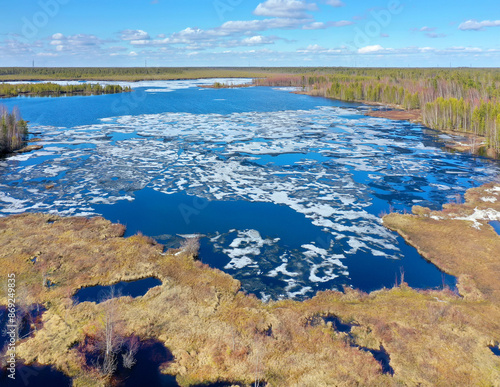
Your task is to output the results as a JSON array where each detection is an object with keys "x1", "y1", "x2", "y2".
[
  {"x1": 383, "y1": 182, "x2": 500, "y2": 303},
  {"x1": 0, "y1": 204, "x2": 500, "y2": 386},
  {"x1": 365, "y1": 109, "x2": 422, "y2": 122}
]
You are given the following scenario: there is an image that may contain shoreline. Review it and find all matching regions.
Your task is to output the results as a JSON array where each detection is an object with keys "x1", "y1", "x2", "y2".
[
  {"x1": 1, "y1": 197, "x2": 500, "y2": 385},
  {"x1": 382, "y1": 182, "x2": 500, "y2": 302},
  {"x1": 302, "y1": 91, "x2": 498, "y2": 160},
  {"x1": 2, "y1": 79, "x2": 496, "y2": 161},
  {"x1": 0, "y1": 89, "x2": 132, "y2": 99}
]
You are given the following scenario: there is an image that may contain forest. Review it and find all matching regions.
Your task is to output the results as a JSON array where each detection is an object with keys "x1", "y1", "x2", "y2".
[
  {"x1": 0, "y1": 105, "x2": 28, "y2": 155},
  {"x1": 255, "y1": 68, "x2": 500, "y2": 156},
  {"x1": 0, "y1": 82, "x2": 130, "y2": 98},
  {"x1": 0, "y1": 67, "x2": 272, "y2": 81}
]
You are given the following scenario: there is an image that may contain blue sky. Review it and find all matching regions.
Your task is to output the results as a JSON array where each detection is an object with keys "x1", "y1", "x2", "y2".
[{"x1": 1, "y1": 0, "x2": 499, "y2": 67}]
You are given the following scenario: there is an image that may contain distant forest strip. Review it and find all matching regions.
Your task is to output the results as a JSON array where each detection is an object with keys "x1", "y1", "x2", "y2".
[
  {"x1": 0, "y1": 105, "x2": 28, "y2": 155},
  {"x1": 0, "y1": 67, "x2": 273, "y2": 81},
  {"x1": 255, "y1": 68, "x2": 500, "y2": 156},
  {"x1": 0, "y1": 82, "x2": 131, "y2": 98}
]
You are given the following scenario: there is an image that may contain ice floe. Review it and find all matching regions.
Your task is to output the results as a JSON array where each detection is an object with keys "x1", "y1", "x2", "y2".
[{"x1": 0, "y1": 81, "x2": 499, "y2": 299}]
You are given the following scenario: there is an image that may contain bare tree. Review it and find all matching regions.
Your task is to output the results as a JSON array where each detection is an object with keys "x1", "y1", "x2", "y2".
[
  {"x1": 95, "y1": 288, "x2": 123, "y2": 377},
  {"x1": 181, "y1": 237, "x2": 200, "y2": 258},
  {"x1": 122, "y1": 336, "x2": 139, "y2": 369}
]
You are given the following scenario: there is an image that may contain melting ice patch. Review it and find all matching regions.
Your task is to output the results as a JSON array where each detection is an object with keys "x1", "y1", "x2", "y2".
[
  {"x1": 0, "y1": 103, "x2": 499, "y2": 299},
  {"x1": 223, "y1": 229, "x2": 279, "y2": 270},
  {"x1": 453, "y1": 207, "x2": 500, "y2": 229}
]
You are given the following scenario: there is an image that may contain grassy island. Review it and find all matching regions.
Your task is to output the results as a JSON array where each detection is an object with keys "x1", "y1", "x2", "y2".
[
  {"x1": 1, "y1": 184, "x2": 500, "y2": 386},
  {"x1": 0, "y1": 82, "x2": 131, "y2": 98}
]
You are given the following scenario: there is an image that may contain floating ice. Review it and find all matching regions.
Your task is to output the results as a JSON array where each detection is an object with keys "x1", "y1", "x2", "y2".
[
  {"x1": 223, "y1": 229, "x2": 276, "y2": 270},
  {"x1": 0, "y1": 81, "x2": 498, "y2": 299}
]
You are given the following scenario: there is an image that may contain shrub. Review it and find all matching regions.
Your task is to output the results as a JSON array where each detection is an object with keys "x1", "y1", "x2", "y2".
[{"x1": 0, "y1": 105, "x2": 28, "y2": 155}]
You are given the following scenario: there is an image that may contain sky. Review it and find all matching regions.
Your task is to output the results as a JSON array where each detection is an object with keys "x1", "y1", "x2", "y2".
[{"x1": 1, "y1": 0, "x2": 499, "y2": 67}]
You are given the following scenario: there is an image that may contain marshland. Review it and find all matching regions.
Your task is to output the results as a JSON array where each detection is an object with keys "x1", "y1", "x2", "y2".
[{"x1": 0, "y1": 66, "x2": 499, "y2": 386}]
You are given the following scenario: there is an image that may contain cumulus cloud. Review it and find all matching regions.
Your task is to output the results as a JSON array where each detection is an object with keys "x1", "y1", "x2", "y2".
[
  {"x1": 128, "y1": 21, "x2": 291, "y2": 49},
  {"x1": 49, "y1": 33, "x2": 108, "y2": 50},
  {"x1": 220, "y1": 18, "x2": 306, "y2": 33},
  {"x1": 241, "y1": 35, "x2": 275, "y2": 45},
  {"x1": 458, "y1": 19, "x2": 500, "y2": 31},
  {"x1": 254, "y1": 0, "x2": 317, "y2": 19},
  {"x1": 0, "y1": 39, "x2": 37, "y2": 56},
  {"x1": 120, "y1": 29, "x2": 150, "y2": 41},
  {"x1": 358, "y1": 44, "x2": 384, "y2": 54}
]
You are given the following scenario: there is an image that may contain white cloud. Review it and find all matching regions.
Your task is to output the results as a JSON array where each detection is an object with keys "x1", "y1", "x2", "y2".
[
  {"x1": 120, "y1": 29, "x2": 150, "y2": 41},
  {"x1": 324, "y1": 0, "x2": 345, "y2": 6},
  {"x1": 353, "y1": 46, "x2": 486, "y2": 56},
  {"x1": 358, "y1": 44, "x2": 384, "y2": 54},
  {"x1": 48, "y1": 34, "x2": 108, "y2": 53},
  {"x1": 426, "y1": 32, "x2": 447, "y2": 38},
  {"x1": 220, "y1": 18, "x2": 306, "y2": 33},
  {"x1": 458, "y1": 19, "x2": 500, "y2": 31},
  {"x1": 241, "y1": 35, "x2": 274, "y2": 45},
  {"x1": 328, "y1": 20, "x2": 353, "y2": 27},
  {"x1": 303, "y1": 22, "x2": 326, "y2": 29},
  {"x1": 297, "y1": 44, "x2": 343, "y2": 54},
  {"x1": 128, "y1": 51, "x2": 138, "y2": 56},
  {"x1": 303, "y1": 20, "x2": 352, "y2": 29},
  {"x1": 254, "y1": 0, "x2": 317, "y2": 18}
]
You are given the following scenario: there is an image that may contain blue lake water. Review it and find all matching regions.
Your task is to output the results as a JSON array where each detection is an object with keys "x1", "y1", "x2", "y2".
[
  {"x1": 0, "y1": 363, "x2": 72, "y2": 386},
  {"x1": 490, "y1": 221, "x2": 500, "y2": 235},
  {"x1": 1, "y1": 79, "x2": 499, "y2": 300},
  {"x1": 73, "y1": 277, "x2": 162, "y2": 304}
]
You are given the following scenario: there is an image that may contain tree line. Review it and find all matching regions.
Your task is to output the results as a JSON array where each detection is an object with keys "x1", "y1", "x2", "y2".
[
  {"x1": 0, "y1": 67, "x2": 272, "y2": 81},
  {"x1": 255, "y1": 68, "x2": 500, "y2": 156},
  {"x1": 0, "y1": 82, "x2": 131, "y2": 98},
  {"x1": 0, "y1": 105, "x2": 28, "y2": 155}
]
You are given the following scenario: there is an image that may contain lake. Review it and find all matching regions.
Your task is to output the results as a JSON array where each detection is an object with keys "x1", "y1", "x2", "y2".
[{"x1": 1, "y1": 79, "x2": 499, "y2": 300}]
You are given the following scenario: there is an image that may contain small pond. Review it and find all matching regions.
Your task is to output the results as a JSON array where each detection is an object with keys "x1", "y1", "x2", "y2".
[
  {"x1": 0, "y1": 363, "x2": 71, "y2": 386},
  {"x1": 490, "y1": 221, "x2": 500, "y2": 236},
  {"x1": 72, "y1": 277, "x2": 162, "y2": 304},
  {"x1": 490, "y1": 346, "x2": 500, "y2": 356},
  {"x1": 113, "y1": 339, "x2": 177, "y2": 387}
]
